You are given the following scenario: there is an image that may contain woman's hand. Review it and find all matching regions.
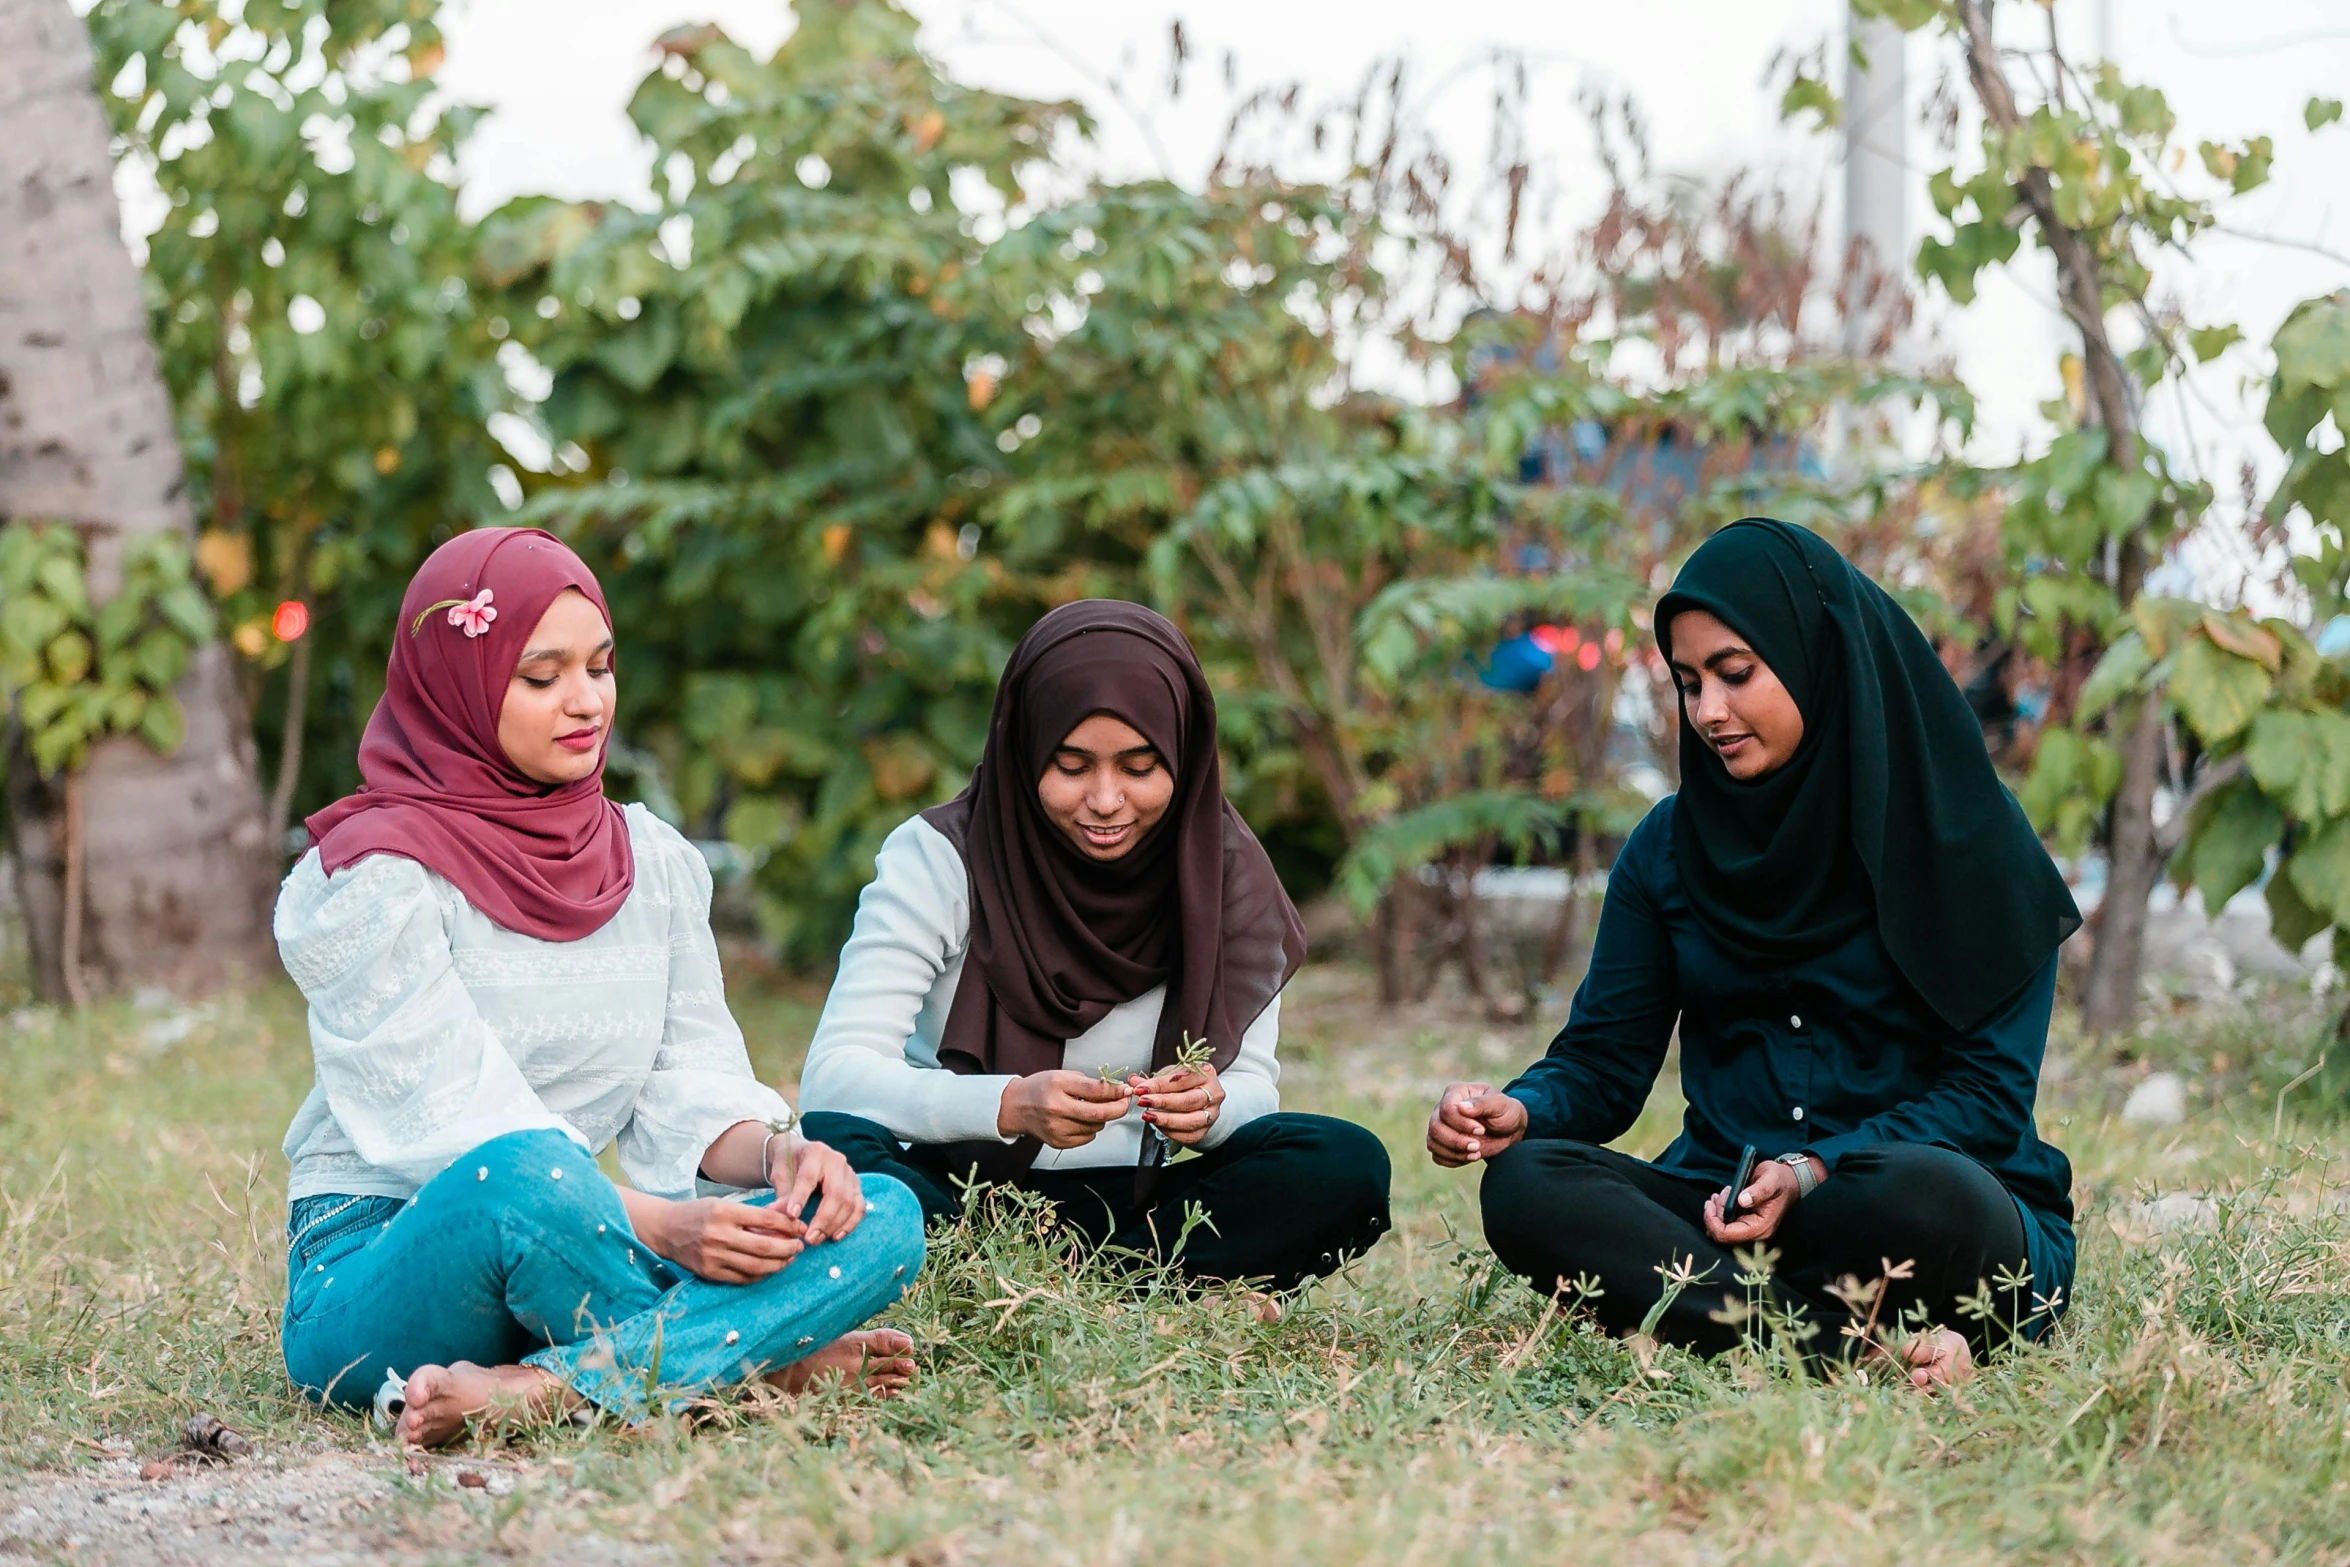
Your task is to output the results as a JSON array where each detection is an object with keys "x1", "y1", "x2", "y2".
[
  {"x1": 636, "y1": 1193, "x2": 805, "y2": 1284},
  {"x1": 998, "y1": 1070, "x2": 1132, "y2": 1148},
  {"x1": 774, "y1": 1137, "x2": 868, "y2": 1246},
  {"x1": 1427, "y1": 1082, "x2": 1529, "y2": 1166},
  {"x1": 1702, "y1": 1155, "x2": 1822, "y2": 1244},
  {"x1": 1131, "y1": 1065, "x2": 1224, "y2": 1146}
]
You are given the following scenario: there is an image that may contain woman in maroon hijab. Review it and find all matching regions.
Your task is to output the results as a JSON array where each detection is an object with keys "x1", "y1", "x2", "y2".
[
  {"x1": 799, "y1": 601, "x2": 1391, "y2": 1290},
  {"x1": 275, "y1": 528, "x2": 924, "y2": 1447}
]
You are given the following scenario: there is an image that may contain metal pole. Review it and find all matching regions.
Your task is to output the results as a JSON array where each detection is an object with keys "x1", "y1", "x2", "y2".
[{"x1": 1843, "y1": 7, "x2": 1908, "y2": 358}]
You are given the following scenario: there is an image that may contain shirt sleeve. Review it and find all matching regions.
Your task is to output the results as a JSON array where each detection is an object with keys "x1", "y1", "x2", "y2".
[
  {"x1": 798, "y1": 817, "x2": 1018, "y2": 1143},
  {"x1": 275, "y1": 851, "x2": 583, "y2": 1188},
  {"x1": 1503, "y1": 809, "x2": 1682, "y2": 1144},
  {"x1": 1800, "y1": 954, "x2": 2059, "y2": 1173},
  {"x1": 1196, "y1": 990, "x2": 1281, "y2": 1149},
  {"x1": 615, "y1": 819, "x2": 794, "y2": 1200}
]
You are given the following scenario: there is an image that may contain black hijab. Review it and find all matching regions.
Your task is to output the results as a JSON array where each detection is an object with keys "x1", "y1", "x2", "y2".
[
  {"x1": 1654, "y1": 519, "x2": 2080, "y2": 1032},
  {"x1": 922, "y1": 600, "x2": 1306, "y2": 1086}
]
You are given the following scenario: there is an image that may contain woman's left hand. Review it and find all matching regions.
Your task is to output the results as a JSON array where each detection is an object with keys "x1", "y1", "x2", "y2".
[
  {"x1": 1702, "y1": 1157, "x2": 1817, "y2": 1244},
  {"x1": 775, "y1": 1138, "x2": 869, "y2": 1246},
  {"x1": 1131, "y1": 1065, "x2": 1224, "y2": 1146}
]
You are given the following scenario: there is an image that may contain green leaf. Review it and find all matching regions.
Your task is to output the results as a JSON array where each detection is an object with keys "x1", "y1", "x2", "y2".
[
  {"x1": 132, "y1": 628, "x2": 190, "y2": 691},
  {"x1": 137, "y1": 691, "x2": 185, "y2": 754},
  {"x1": 35, "y1": 555, "x2": 89, "y2": 617},
  {"x1": 2187, "y1": 324, "x2": 2242, "y2": 364},
  {"x1": 0, "y1": 594, "x2": 69, "y2": 659},
  {"x1": 1779, "y1": 73, "x2": 1840, "y2": 130},
  {"x1": 2244, "y1": 709, "x2": 2350, "y2": 820},
  {"x1": 2076, "y1": 632, "x2": 2152, "y2": 724},
  {"x1": 2307, "y1": 96, "x2": 2344, "y2": 132},
  {"x1": 593, "y1": 311, "x2": 682, "y2": 393},
  {"x1": 2272, "y1": 295, "x2": 2350, "y2": 392},
  {"x1": 2171, "y1": 633, "x2": 2272, "y2": 742},
  {"x1": 722, "y1": 793, "x2": 800, "y2": 852},
  {"x1": 157, "y1": 583, "x2": 214, "y2": 641},
  {"x1": 44, "y1": 630, "x2": 92, "y2": 684},
  {"x1": 2267, "y1": 857, "x2": 2332, "y2": 951},
  {"x1": 2289, "y1": 816, "x2": 2350, "y2": 925},
  {"x1": 2181, "y1": 779, "x2": 2284, "y2": 916}
]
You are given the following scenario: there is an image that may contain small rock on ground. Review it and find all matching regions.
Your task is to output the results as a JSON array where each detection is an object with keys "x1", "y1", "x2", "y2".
[{"x1": 2121, "y1": 1071, "x2": 2188, "y2": 1126}]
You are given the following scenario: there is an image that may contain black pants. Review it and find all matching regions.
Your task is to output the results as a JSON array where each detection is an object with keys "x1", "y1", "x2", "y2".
[
  {"x1": 1480, "y1": 1140, "x2": 2031, "y2": 1359},
  {"x1": 800, "y1": 1110, "x2": 1392, "y2": 1292}
]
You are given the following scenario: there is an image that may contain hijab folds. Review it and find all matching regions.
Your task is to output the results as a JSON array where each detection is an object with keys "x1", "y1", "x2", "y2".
[
  {"x1": 1654, "y1": 519, "x2": 2080, "y2": 1033},
  {"x1": 922, "y1": 601, "x2": 1306, "y2": 1146},
  {"x1": 305, "y1": 527, "x2": 635, "y2": 942}
]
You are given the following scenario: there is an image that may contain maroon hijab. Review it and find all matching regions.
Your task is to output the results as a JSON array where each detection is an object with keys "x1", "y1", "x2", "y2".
[
  {"x1": 304, "y1": 528, "x2": 634, "y2": 941},
  {"x1": 922, "y1": 601, "x2": 1306, "y2": 1085}
]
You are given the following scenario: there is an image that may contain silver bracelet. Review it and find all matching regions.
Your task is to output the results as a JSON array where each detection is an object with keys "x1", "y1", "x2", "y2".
[
  {"x1": 1778, "y1": 1151, "x2": 1822, "y2": 1199},
  {"x1": 760, "y1": 1131, "x2": 790, "y2": 1190}
]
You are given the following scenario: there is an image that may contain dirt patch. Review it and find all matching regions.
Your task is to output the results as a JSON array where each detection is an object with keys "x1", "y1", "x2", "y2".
[{"x1": 0, "y1": 1448, "x2": 669, "y2": 1565}]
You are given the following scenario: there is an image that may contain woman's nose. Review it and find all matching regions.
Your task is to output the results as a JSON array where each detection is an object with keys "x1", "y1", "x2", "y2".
[{"x1": 1084, "y1": 773, "x2": 1124, "y2": 814}]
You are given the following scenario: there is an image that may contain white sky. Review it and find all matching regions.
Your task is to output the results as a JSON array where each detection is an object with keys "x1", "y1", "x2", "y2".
[{"x1": 431, "y1": 0, "x2": 2350, "y2": 596}]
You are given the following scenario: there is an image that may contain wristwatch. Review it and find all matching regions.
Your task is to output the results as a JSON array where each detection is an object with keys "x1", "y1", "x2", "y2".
[{"x1": 1777, "y1": 1151, "x2": 1822, "y2": 1199}]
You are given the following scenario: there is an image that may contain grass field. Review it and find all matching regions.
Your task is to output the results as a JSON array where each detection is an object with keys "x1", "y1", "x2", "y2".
[{"x1": 2, "y1": 952, "x2": 2348, "y2": 1564}]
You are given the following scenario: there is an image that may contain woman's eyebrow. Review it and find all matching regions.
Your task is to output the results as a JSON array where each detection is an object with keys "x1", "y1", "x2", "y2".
[
  {"x1": 518, "y1": 636, "x2": 615, "y2": 664},
  {"x1": 1701, "y1": 646, "x2": 1752, "y2": 670}
]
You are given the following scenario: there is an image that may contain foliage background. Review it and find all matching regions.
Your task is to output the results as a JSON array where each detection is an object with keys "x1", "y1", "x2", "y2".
[{"x1": 46, "y1": 0, "x2": 2350, "y2": 1005}]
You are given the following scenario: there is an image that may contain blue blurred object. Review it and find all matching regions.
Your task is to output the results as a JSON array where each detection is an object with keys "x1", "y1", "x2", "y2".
[
  {"x1": 1480, "y1": 632, "x2": 1555, "y2": 693},
  {"x1": 2316, "y1": 614, "x2": 2350, "y2": 660}
]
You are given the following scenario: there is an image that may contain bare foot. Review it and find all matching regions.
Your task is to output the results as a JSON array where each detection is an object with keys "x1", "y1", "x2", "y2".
[
  {"x1": 766, "y1": 1329, "x2": 917, "y2": 1400},
  {"x1": 394, "y1": 1361, "x2": 566, "y2": 1448},
  {"x1": 1899, "y1": 1328, "x2": 1975, "y2": 1392}
]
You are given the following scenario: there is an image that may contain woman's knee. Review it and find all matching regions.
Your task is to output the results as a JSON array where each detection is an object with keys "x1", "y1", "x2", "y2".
[
  {"x1": 421, "y1": 1129, "x2": 619, "y2": 1232},
  {"x1": 849, "y1": 1173, "x2": 927, "y2": 1289},
  {"x1": 1823, "y1": 1144, "x2": 2021, "y2": 1259},
  {"x1": 1309, "y1": 1116, "x2": 1393, "y2": 1218}
]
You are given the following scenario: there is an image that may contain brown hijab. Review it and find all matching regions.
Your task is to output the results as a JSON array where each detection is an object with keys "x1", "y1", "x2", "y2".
[{"x1": 921, "y1": 601, "x2": 1306, "y2": 1095}]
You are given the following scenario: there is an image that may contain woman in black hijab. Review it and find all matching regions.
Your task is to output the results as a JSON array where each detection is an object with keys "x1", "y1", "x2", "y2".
[
  {"x1": 1428, "y1": 519, "x2": 2081, "y2": 1387},
  {"x1": 800, "y1": 601, "x2": 1390, "y2": 1290}
]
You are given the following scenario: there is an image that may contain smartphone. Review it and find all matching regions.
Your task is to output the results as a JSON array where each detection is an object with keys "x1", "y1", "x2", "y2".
[{"x1": 1721, "y1": 1144, "x2": 1759, "y2": 1227}]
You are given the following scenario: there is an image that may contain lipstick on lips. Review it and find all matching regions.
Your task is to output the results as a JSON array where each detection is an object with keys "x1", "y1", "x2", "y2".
[{"x1": 555, "y1": 726, "x2": 603, "y2": 754}]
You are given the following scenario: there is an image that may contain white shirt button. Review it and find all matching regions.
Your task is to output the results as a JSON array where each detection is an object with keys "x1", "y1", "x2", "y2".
[
  {"x1": 1790, "y1": 1015, "x2": 1803, "y2": 1028},
  {"x1": 1792, "y1": 1106, "x2": 1805, "y2": 1121}
]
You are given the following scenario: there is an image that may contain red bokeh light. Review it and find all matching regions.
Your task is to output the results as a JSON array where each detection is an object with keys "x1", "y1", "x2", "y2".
[
  {"x1": 272, "y1": 600, "x2": 310, "y2": 642},
  {"x1": 1575, "y1": 642, "x2": 1603, "y2": 672}
]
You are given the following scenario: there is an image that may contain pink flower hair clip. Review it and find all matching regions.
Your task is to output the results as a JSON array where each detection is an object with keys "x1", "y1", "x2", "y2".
[{"x1": 410, "y1": 588, "x2": 497, "y2": 638}]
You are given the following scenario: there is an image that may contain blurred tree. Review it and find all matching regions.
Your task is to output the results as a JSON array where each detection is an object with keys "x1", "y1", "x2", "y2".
[
  {"x1": 80, "y1": 0, "x2": 517, "y2": 848},
  {"x1": 0, "y1": 0, "x2": 274, "y2": 1003},
  {"x1": 1796, "y1": 0, "x2": 2281, "y2": 1032},
  {"x1": 488, "y1": 2, "x2": 1090, "y2": 963}
]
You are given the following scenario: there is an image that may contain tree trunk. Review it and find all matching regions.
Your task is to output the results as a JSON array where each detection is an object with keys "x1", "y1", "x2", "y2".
[
  {"x1": 2080, "y1": 695, "x2": 2163, "y2": 1030},
  {"x1": 1955, "y1": 0, "x2": 2161, "y2": 1034},
  {"x1": 0, "y1": 0, "x2": 276, "y2": 1001}
]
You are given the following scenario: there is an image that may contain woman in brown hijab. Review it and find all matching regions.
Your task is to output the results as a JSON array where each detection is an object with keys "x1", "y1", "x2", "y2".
[{"x1": 799, "y1": 601, "x2": 1391, "y2": 1289}]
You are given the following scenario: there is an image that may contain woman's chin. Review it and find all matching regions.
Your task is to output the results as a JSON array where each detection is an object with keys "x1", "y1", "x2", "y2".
[{"x1": 516, "y1": 753, "x2": 603, "y2": 787}]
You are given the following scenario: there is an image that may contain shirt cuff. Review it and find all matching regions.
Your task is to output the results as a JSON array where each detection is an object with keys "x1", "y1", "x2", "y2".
[
  {"x1": 1798, "y1": 1131, "x2": 1872, "y2": 1171},
  {"x1": 1194, "y1": 1075, "x2": 1278, "y2": 1150}
]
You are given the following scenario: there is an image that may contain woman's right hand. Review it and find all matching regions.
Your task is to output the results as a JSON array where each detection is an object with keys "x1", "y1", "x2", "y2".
[
  {"x1": 1426, "y1": 1081, "x2": 1529, "y2": 1167},
  {"x1": 997, "y1": 1070, "x2": 1132, "y2": 1148},
  {"x1": 638, "y1": 1194, "x2": 806, "y2": 1284}
]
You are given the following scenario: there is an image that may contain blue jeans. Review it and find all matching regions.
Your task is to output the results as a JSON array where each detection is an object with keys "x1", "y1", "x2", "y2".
[{"x1": 281, "y1": 1129, "x2": 925, "y2": 1421}]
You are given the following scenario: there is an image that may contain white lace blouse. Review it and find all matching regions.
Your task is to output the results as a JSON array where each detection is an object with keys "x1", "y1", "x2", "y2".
[{"x1": 275, "y1": 804, "x2": 791, "y2": 1203}]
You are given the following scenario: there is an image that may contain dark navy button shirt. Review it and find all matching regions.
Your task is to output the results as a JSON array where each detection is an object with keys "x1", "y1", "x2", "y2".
[{"x1": 1504, "y1": 799, "x2": 2075, "y2": 1326}]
